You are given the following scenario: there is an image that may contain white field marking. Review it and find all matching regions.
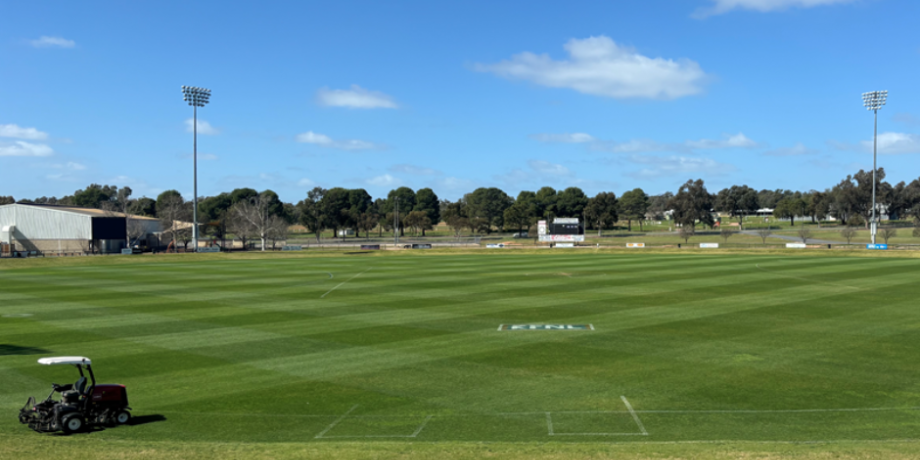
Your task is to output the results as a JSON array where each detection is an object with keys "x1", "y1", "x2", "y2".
[
  {"x1": 755, "y1": 263, "x2": 860, "y2": 292},
  {"x1": 635, "y1": 406, "x2": 920, "y2": 414},
  {"x1": 318, "y1": 414, "x2": 435, "y2": 439},
  {"x1": 320, "y1": 268, "x2": 371, "y2": 298},
  {"x1": 314, "y1": 404, "x2": 359, "y2": 439},
  {"x1": 497, "y1": 324, "x2": 505, "y2": 331},
  {"x1": 2, "y1": 313, "x2": 33, "y2": 318},
  {"x1": 159, "y1": 411, "x2": 327, "y2": 419},
  {"x1": 544, "y1": 397, "x2": 649, "y2": 437},
  {"x1": 486, "y1": 406, "x2": 920, "y2": 416},
  {"x1": 602, "y1": 438, "x2": 920, "y2": 446},
  {"x1": 411, "y1": 415, "x2": 434, "y2": 437},
  {"x1": 622, "y1": 395, "x2": 649, "y2": 435},
  {"x1": 161, "y1": 405, "x2": 920, "y2": 420}
]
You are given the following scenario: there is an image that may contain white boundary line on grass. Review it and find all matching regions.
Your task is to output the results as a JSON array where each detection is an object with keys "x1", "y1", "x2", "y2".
[
  {"x1": 410, "y1": 415, "x2": 434, "y2": 437},
  {"x1": 314, "y1": 405, "x2": 358, "y2": 439},
  {"x1": 320, "y1": 268, "x2": 372, "y2": 298},
  {"x1": 317, "y1": 413, "x2": 435, "y2": 439},
  {"x1": 545, "y1": 396, "x2": 648, "y2": 437},
  {"x1": 622, "y1": 395, "x2": 648, "y2": 435},
  {"x1": 162, "y1": 405, "x2": 920, "y2": 420}
]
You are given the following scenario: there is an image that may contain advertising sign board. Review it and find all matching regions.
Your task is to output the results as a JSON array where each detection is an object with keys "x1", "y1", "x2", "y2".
[
  {"x1": 121, "y1": 248, "x2": 134, "y2": 255},
  {"x1": 786, "y1": 243, "x2": 806, "y2": 249},
  {"x1": 499, "y1": 324, "x2": 594, "y2": 331},
  {"x1": 486, "y1": 244, "x2": 505, "y2": 248},
  {"x1": 412, "y1": 244, "x2": 432, "y2": 249},
  {"x1": 360, "y1": 244, "x2": 380, "y2": 250},
  {"x1": 198, "y1": 247, "x2": 220, "y2": 253},
  {"x1": 540, "y1": 234, "x2": 585, "y2": 242},
  {"x1": 281, "y1": 245, "x2": 302, "y2": 251},
  {"x1": 555, "y1": 242, "x2": 575, "y2": 248},
  {"x1": 866, "y1": 244, "x2": 888, "y2": 250},
  {"x1": 699, "y1": 243, "x2": 719, "y2": 248},
  {"x1": 626, "y1": 243, "x2": 645, "y2": 248}
]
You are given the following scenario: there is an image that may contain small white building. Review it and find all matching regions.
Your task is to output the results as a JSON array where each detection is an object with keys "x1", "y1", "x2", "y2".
[{"x1": 0, "y1": 203, "x2": 160, "y2": 254}]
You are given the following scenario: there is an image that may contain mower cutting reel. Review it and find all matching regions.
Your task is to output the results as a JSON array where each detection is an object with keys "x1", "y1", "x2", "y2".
[{"x1": 18, "y1": 357, "x2": 131, "y2": 434}]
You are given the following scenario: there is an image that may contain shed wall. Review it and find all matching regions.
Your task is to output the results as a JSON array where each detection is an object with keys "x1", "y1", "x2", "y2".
[{"x1": 0, "y1": 205, "x2": 92, "y2": 239}]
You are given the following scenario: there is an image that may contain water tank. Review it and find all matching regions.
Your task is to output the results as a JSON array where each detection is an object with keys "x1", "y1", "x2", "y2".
[{"x1": 1, "y1": 225, "x2": 13, "y2": 244}]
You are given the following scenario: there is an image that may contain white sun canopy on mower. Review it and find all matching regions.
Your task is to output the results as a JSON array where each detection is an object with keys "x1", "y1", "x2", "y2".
[{"x1": 38, "y1": 356, "x2": 92, "y2": 366}]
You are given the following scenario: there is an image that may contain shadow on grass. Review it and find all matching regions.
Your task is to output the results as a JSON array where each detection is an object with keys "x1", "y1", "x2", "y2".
[
  {"x1": 129, "y1": 414, "x2": 167, "y2": 426},
  {"x1": 0, "y1": 345, "x2": 50, "y2": 356},
  {"x1": 45, "y1": 414, "x2": 166, "y2": 436}
]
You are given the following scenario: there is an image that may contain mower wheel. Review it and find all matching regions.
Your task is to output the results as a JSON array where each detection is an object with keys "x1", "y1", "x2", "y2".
[
  {"x1": 115, "y1": 410, "x2": 131, "y2": 425},
  {"x1": 61, "y1": 414, "x2": 85, "y2": 434}
]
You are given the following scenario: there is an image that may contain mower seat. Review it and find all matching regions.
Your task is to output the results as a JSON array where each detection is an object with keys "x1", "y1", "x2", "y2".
[{"x1": 73, "y1": 377, "x2": 87, "y2": 395}]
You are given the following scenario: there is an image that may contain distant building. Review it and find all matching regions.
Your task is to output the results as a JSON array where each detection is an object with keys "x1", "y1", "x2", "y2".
[{"x1": 0, "y1": 203, "x2": 160, "y2": 254}]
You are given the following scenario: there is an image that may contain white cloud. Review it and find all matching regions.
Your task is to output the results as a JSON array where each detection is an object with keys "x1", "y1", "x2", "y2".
[
  {"x1": 0, "y1": 141, "x2": 54, "y2": 157},
  {"x1": 435, "y1": 176, "x2": 476, "y2": 196},
  {"x1": 763, "y1": 143, "x2": 817, "y2": 156},
  {"x1": 30, "y1": 36, "x2": 76, "y2": 48},
  {"x1": 316, "y1": 85, "x2": 398, "y2": 109},
  {"x1": 591, "y1": 132, "x2": 759, "y2": 153},
  {"x1": 49, "y1": 161, "x2": 86, "y2": 170},
  {"x1": 0, "y1": 124, "x2": 49, "y2": 140},
  {"x1": 530, "y1": 132, "x2": 595, "y2": 143},
  {"x1": 495, "y1": 160, "x2": 576, "y2": 186},
  {"x1": 830, "y1": 132, "x2": 920, "y2": 155},
  {"x1": 475, "y1": 36, "x2": 707, "y2": 100},
  {"x1": 694, "y1": 0, "x2": 854, "y2": 17},
  {"x1": 628, "y1": 155, "x2": 736, "y2": 179},
  {"x1": 866, "y1": 132, "x2": 920, "y2": 154},
  {"x1": 366, "y1": 174, "x2": 400, "y2": 187},
  {"x1": 297, "y1": 178, "x2": 315, "y2": 187},
  {"x1": 389, "y1": 164, "x2": 439, "y2": 175},
  {"x1": 527, "y1": 160, "x2": 572, "y2": 176},
  {"x1": 684, "y1": 133, "x2": 758, "y2": 149},
  {"x1": 185, "y1": 118, "x2": 220, "y2": 135},
  {"x1": 295, "y1": 130, "x2": 380, "y2": 150}
]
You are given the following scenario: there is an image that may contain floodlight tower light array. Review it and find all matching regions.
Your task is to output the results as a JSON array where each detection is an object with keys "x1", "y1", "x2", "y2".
[
  {"x1": 181, "y1": 85, "x2": 213, "y2": 252},
  {"x1": 182, "y1": 86, "x2": 211, "y2": 107},
  {"x1": 861, "y1": 89, "x2": 888, "y2": 245}
]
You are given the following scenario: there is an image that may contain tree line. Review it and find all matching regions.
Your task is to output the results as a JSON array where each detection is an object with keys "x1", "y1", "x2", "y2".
[{"x1": 3, "y1": 168, "x2": 919, "y2": 244}]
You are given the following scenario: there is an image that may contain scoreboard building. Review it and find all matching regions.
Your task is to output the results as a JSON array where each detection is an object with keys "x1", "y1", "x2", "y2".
[{"x1": 538, "y1": 218, "x2": 585, "y2": 242}]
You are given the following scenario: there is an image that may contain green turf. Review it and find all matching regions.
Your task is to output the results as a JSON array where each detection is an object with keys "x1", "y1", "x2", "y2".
[{"x1": 2, "y1": 251, "x2": 920, "y2": 458}]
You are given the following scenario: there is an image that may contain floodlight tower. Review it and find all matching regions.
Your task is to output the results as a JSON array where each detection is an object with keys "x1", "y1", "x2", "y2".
[
  {"x1": 862, "y1": 90, "x2": 887, "y2": 245},
  {"x1": 181, "y1": 85, "x2": 211, "y2": 252}
]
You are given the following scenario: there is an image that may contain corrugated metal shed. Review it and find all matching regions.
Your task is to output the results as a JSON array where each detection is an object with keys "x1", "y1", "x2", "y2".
[
  {"x1": 0, "y1": 204, "x2": 93, "y2": 240},
  {"x1": 0, "y1": 203, "x2": 162, "y2": 240}
]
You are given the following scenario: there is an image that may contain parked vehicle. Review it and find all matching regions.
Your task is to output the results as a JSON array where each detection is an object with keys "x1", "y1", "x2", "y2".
[
  {"x1": 512, "y1": 232, "x2": 529, "y2": 238},
  {"x1": 19, "y1": 357, "x2": 131, "y2": 434}
]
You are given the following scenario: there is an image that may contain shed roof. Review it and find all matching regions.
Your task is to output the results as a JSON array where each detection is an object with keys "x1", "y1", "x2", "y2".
[{"x1": 0, "y1": 203, "x2": 158, "y2": 221}]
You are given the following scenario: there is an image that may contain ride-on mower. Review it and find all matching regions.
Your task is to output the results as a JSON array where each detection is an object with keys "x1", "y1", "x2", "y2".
[{"x1": 19, "y1": 356, "x2": 131, "y2": 434}]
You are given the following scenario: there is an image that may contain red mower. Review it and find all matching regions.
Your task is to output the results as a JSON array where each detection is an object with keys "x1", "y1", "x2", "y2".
[{"x1": 19, "y1": 356, "x2": 131, "y2": 434}]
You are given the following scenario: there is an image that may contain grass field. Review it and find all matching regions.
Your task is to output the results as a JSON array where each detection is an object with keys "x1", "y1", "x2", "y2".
[{"x1": 3, "y1": 250, "x2": 920, "y2": 459}]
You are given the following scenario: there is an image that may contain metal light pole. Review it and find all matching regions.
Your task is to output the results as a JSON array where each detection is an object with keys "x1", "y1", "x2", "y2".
[
  {"x1": 394, "y1": 197, "x2": 400, "y2": 246},
  {"x1": 181, "y1": 86, "x2": 211, "y2": 252},
  {"x1": 862, "y1": 90, "x2": 887, "y2": 245}
]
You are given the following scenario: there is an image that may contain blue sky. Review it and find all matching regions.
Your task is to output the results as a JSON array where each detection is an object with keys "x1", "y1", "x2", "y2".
[{"x1": 2, "y1": 0, "x2": 919, "y2": 203}]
